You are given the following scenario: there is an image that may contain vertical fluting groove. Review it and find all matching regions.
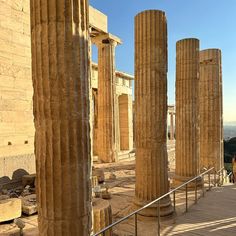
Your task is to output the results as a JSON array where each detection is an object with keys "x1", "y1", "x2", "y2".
[
  {"x1": 97, "y1": 41, "x2": 117, "y2": 163},
  {"x1": 30, "y1": 0, "x2": 92, "y2": 235},
  {"x1": 175, "y1": 38, "x2": 200, "y2": 184},
  {"x1": 134, "y1": 10, "x2": 173, "y2": 217},
  {"x1": 199, "y1": 49, "x2": 223, "y2": 171}
]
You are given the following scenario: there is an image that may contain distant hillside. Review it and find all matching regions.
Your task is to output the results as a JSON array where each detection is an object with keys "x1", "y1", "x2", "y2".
[
  {"x1": 224, "y1": 137, "x2": 236, "y2": 165},
  {"x1": 224, "y1": 125, "x2": 236, "y2": 140}
]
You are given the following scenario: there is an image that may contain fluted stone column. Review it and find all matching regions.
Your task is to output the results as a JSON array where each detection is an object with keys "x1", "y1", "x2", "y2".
[
  {"x1": 219, "y1": 53, "x2": 224, "y2": 170},
  {"x1": 199, "y1": 49, "x2": 223, "y2": 171},
  {"x1": 30, "y1": 1, "x2": 92, "y2": 235},
  {"x1": 170, "y1": 112, "x2": 175, "y2": 140},
  {"x1": 134, "y1": 10, "x2": 173, "y2": 217},
  {"x1": 175, "y1": 38, "x2": 200, "y2": 186},
  {"x1": 93, "y1": 34, "x2": 120, "y2": 163}
]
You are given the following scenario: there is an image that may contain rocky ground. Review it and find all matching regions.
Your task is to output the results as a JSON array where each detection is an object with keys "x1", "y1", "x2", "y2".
[{"x1": 0, "y1": 158, "x2": 203, "y2": 236}]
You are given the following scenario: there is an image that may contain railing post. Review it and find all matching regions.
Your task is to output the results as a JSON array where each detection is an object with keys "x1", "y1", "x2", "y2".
[
  {"x1": 185, "y1": 184, "x2": 188, "y2": 212},
  {"x1": 103, "y1": 232, "x2": 106, "y2": 236},
  {"x1": 208, "y1": 172, "x2": 211, "y2": 190},
  {"x1": 221, "y1": 169, "x2": 224, "y2": 185},
  {"x1": 195, "y1": 178, "x2": 197, "y2": 204},
  {"x1": 134, "y1": 213, "x2": 137, "y2": 236},
  {"x1": 173, "y1": 191, "x2": 176, "y2": 213},
  {"x1": 157, "y1": 201, "x2": 160, "y2": 236},
  {"x1": 202, "y1": 174, "x2": 205, "y2": 197},
  {"x1": 214, "y1": 170, "x2": 217, "y2": 186}
]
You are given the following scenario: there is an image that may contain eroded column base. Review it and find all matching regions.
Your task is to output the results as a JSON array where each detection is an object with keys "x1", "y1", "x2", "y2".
[
  {"x1": 133, "y1": 196, "x2": 174, "y2": 218},
  {"x1": 93, "y1": 198, "x2": 112, "y2": 236}
]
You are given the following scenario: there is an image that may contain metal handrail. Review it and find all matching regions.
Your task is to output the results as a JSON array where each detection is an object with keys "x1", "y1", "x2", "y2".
[{"x1": 92, "y1": 167, "x2": 219, "y2": 236}]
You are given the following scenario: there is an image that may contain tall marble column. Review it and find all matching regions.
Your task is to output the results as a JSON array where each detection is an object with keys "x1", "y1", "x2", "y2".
[
  {"x1": 30, "y1": 1, "x2": 92, "y2": 235},
  {"x1": 134, "y1": 10, "x2": 173, "y2": 217},
  {"x1": 199, "y1": 49, "x2": 223, "y2": 171},
  {"x1": 93, "y1": 34, "x2": 121, "y2": 163},
  {"x1": 175, "y1": 38, "x2": 200, "y2": 186}
]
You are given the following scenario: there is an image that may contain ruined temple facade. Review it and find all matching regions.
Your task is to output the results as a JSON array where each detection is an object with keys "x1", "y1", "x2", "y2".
[
  {"x1": 0, "y1": 3, "x2": 179, "y2": 185},
  {"x1": 0, "y1": 4, "x2": 134, "y2": 184}
]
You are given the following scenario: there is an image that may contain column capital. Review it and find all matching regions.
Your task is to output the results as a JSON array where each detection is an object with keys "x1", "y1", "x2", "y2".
[{"x1": 91, "y1": 33, "x2": 122, "y2": 47}]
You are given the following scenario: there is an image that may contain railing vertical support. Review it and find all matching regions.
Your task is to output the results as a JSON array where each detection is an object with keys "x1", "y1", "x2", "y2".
[
  {"x1": 221, "y1": 169, "x2": 224, "y2": 185},
  {"x1": 202, "y1": 174, "x2": 205, "y2": 197},
  {"x1": 208, "y1": 172, "x2": 211, "y2": 190},
  {"x1": 91, "y1": 167, "x2": 216, "y2": 236},
  {"x1": 195, "y1": 178, "x2": 197, "y2": 204},
  {"x1": 214, "y1": 171, "x2": 217, "y2": 186},
  {"x1": 157, "y1": 201, "x2": 161, "y2": 236},
  {"x1": 173, "y1": 191, "x2": 176, "y2": 213},
  {"x1": 185, "y1": 184, "x2": 188, "y2": 212},
  {"x1": 134, "y1": 213, "x2": 137, "y2": 236}
]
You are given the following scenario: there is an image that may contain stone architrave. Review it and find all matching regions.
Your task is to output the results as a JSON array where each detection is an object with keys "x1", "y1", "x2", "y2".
[
  {"x1": 93, "y1": 34, "x2": 121, "y2": 163},
  {"x1": 199, "y1": 49, "x2": 223, "y2": 171},
  {"x1": 175, "y1": 38, "x2": 200, "y2": 186},
  {"x1": 30, "y1": 1, "x2": 92, "y2": 235},
  {"x1": 134, "y1": 10, "x2": 173, "y2": 217}
]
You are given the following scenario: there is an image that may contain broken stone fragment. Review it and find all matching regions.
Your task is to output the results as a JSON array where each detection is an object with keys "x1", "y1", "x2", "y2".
[
  {"x1": 0, "y1": 195, "x2": 9, "y2": 201},
  {"x1": 101, "y1": 191, "x2": 111, "y2": 200},
  {"x1": 1, "y1": 189, "x2": 8, "y2": 195},
  {"x1": 0, "y1": 198, "x2": 22, "y2": 222},
  {"x1": 109, "y1": 172, "x2": 116, "y2": 180},
  {"x1": 22, "y1": 174, "x2": 36, "y2": 187},
  {"x1": 93, "y1": 169, "x2": 105, "y2": 183},
  {"x1": 21, "y1": 194, "x2": 37, "y2": 215}
]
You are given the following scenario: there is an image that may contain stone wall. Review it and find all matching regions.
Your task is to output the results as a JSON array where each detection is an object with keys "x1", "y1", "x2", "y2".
[
  {"x1": 0, "y1": 0, "x2": 35, "y2": 183},
  {"x1": 0, "y1": 1, "x2": 134, "y2": 183}
]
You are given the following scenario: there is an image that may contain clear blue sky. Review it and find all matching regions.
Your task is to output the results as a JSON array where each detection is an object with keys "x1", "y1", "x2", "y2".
[{"x1": 90, "y1": 0, "x2": 236, "y2": 124}]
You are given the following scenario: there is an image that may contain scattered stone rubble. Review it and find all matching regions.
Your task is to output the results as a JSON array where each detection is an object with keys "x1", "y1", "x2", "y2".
[{"x1": 0, "y1": 174, "x2": 37, "y2": 223}]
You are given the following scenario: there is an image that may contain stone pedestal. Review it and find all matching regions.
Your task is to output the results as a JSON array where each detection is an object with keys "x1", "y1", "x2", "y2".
[
  {"x1": 134, "y1": 10, "x2": 173, "y2": 217},
  {"x1": 175, "y1": 38, "x2": 201, "y2": 187},
  {"x1": 30, "y1": 1, "x2": 92, "y2": 235},
  {"x1": 93, "y1": 34, "x2": 121, "y2": 163},
  {"x1": 199, "y1": 49, "x2": 223, "y2": 171},
  {"x1": 93, "y1": 198, "x2": 112, "y2": 236}
]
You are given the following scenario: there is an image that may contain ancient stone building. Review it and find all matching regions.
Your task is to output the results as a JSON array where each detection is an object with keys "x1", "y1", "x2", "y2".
[
  {"x1": 0, "y1": 3, "x2": 134, "y2": 187},
  {"x1": 0, "y1": 0, "x2": 35, "y2": 187},
  {"x1": 91, "y1": 63, "x2": 133, "y2": 161}
]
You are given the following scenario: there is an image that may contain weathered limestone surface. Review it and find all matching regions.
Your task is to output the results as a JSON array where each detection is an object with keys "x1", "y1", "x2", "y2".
[
  {"x1": 0, "y1": 198, "x2": 21, "y2": 222},
  {"x1": 0, "y1": 0, "x2": 35, "y2": 178},
  {"x1": 22, "y1": 194, "x2": 37, "y2": 215},
  {"x1": 134, "y1": 10, "x2": 173, "y2": 217},
  {"x1": 119, "y1": 94, "x2": 130, "y2": 150},
  {"x1": 89, "y1": 6, "x2": 108, "y2": 33},
  {"x1": 175, "y1": 38, "x2": 200, "y2": 185},
  {"x1": 30, "y1": 0, "x2": 92, "y2": 235},
  {"x1": 199, "y1": 49, "x2": 223, "y2": 171},
  {"x1": 94, "y1": 37, "x2": 118, "y2": 163},
  {"x1": 93, "y1": 198, "x2": 112, "y2": 236}
]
